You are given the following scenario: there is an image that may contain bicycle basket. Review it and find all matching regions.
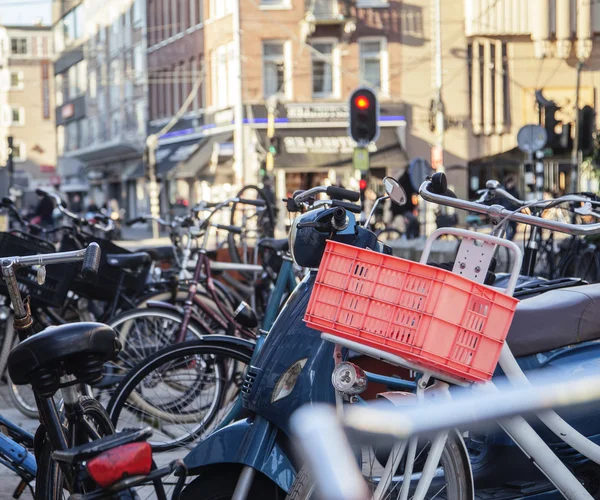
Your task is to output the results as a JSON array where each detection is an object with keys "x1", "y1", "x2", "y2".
[
  {"x1": 0, "y1": 231, "x2": 76, "y2": 308},
  {"x1": 304, "y1": 241, "x2": 518, "y2": 383},
  {"x1": 61, "y1": 235, "x2": 149, "y2": 301}
]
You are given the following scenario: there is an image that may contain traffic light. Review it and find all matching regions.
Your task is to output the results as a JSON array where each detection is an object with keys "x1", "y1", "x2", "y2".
[
  {"x1": 268, "y1": 136, "x2": 280, "y2": 156},
  {"x1": 349, "y1": 87, "x2": 379, "y2": 145},
  {"x1": 579, "y1": 105, "x2": 596, "y2": 156},
  {"x1": 543, "y1": 104, "x2": 560, "y2": 149},
  {"x1": 6, "y1": 136, "x2": 13, "y2": 178}
]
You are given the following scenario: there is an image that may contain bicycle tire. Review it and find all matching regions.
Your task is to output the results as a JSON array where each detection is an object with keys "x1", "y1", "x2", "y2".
[
  {"x1": 575, "y1": 247, "x2": 600, "y2": 283},
  {"x1": 107, "y1": 339, "x2": 253, "y2": 452},
  {"x1": 98, "y1": 308, "x2": 208, "y2": 404},
  {"x1": 35, "y1": 396, "x2": 114, "y2": 500},
  {"x1": 286, "y1": 431, "x2": 472, "y2": 500}
]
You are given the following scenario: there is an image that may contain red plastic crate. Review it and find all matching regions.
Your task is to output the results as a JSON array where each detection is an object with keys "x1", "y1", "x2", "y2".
[{"x1": 304, "y1": 241, "x2": 519, "y2": 383}]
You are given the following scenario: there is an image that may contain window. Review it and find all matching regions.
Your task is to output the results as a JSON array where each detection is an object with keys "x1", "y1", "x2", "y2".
[
  {"x1": 12, "y1": 142, "x2": 26, "y2": 162},
  {"x1": 11, "y1": 107, "x2": 24, "y2": 125},
  {"x1": 356, "y1": 0, "x2": 389, "y2": 7},
  {"x1": 110, "y1": 59, "x2": 121, "y2": 109},
  {"x1": 263, "y1": 41, "x2": 285, "y2": 98},
  {"x1": 66, "y1": 120, "x2": 79, "y2": 151},
  {"x1": 68, "y1": 65, "x2": 78, "y2": 98},
  {"x1": 313, "y1": 0, "x2": 337, "y2": 18},
  {"x1": 57, "y1": 125, "x2": 65, "y2": 155},
  {"x1": 211, "y1": 0, "x2": 232, "y2": 18},
  {"x1": 133, "y1": 44, "x2": 145, "y2": 82},
  {"x1": 11, "y1": 38, "x2": 28, "y2": 55},
  {"x1": 211, "y1": 44, "x2": 231, "y2": 109},
  {"x1": 88, "y1": 118, "x2": 96, "y2": 145},
  {"x1": 133, "y1": 0, "x2": 143, "y2": 26},
  {"x1": 77, "y1": 60, "x2": 87, "y2": 94},
  {"x1": 136, "y1": 101, "x2": 145, "y2": 136},
  {"x1": 89, "y1": 69, "x2": 97, "y2": 100},
  {"x1": 10, "y1": 72, "x2": 24, "y2": 90},
  {"x1": 312, "y1": 41, "x2": 338, "y2": 97},
  {"x1": 55, "y1": 74, "x2": 64, "y2": 105},
  {"x1": 260, "y1": 0, "x2": 291, "y2": 7},
  {"x1": 359, "y1": 38, "x2": 388, "y2": 94},
  {"x1": 468, "y1": 39, "x2": 509, "y2": 135}
]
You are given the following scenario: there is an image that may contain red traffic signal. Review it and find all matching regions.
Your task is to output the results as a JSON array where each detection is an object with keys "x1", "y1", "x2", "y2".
[
  {"x1": 349, "y1": 88, "x2": 379, "y2": 144},
  {"x1": 355, "y1": 96, "x2": 370, "y2": 110},
  {"x1": 359, "y1": 179, "x2": 367, "y2": 190}
]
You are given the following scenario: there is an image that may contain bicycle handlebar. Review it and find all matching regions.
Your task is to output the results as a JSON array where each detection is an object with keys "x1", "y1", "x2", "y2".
[
  {"x1": 294, "y1": 186, "x2": 360, "y2": 204},
  {"x1": 420, "y1": 174, "x2": 600, "y2": 236}
]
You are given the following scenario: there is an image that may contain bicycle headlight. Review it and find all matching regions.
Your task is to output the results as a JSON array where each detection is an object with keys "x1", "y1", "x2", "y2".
[{"x1": 271, "y1": 358, "x2": 307, "y2": 403}]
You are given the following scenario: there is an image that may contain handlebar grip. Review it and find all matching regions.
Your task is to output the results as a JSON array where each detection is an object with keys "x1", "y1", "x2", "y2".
[
  {"x1": 214, "y1": 224, "x2": 243, "y2": 235},
  {"x1": 126, "y1": 217, "x2": 145, "y2": 226},
  {"x1": 332, "y1": 200, "x2": 362, "y2": 214},
  {"x1": 430, "y1": 172, "x2": 448, "y2": 194},
  {"x1": 326, "y1": 186, "x2": 360, "y2": 202},
  {"x1": 1, "y1": 197, "x2": 13, "y2": 207},
  {"x1": 237, "y1": 198, "x2": 266, "y2": 207},
  {"x1": 81, "y1": 243, "x2": 101, "y2": 280}
]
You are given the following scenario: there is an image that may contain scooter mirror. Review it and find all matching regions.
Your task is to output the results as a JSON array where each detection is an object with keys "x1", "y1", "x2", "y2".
[{"x1": 383, "y1": 177, "x2": 407, "y2": 206}]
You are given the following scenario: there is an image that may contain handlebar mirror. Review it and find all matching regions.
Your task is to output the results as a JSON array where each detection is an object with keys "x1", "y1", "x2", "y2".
[{"x1": 383, "y1": 177, "x2": 407, "y2": 206}]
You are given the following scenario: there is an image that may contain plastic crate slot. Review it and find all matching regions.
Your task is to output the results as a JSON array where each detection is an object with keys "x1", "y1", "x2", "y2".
[{"x1": 399, "y1": 292, "x2": 424, "y2": 311}]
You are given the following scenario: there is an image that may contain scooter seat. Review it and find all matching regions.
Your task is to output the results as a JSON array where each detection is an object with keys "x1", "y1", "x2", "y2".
[
  {"x1": 106, "y1": 252, "x2": 151, "y2": 270},
  {"x1": 507, "y1": 284, "x2": 600, "y2": 357},
  {"x1": 139, "y1": 245, "x2": 175, "y2": 261}
]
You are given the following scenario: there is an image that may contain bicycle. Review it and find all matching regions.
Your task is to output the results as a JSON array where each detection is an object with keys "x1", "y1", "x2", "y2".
[{"x1": 0, "y1": 242, "x2": 122, "y2": 499}]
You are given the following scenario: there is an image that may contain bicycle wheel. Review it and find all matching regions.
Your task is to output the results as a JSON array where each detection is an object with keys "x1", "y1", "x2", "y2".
[
  {"x1": 35, "y1": 396, "x2": 114, "y2": 500},
  {"x1": 575, "y1": 247, "x2": 600, "y2": 283},
  {"x1": 287, "y1": 431, "x2": 472, "y2": 500},
  {"x1": 99, "y1": 308, "x2": 208, "y2": 405},
  {"x1": 107, "y1": 340, "x2": 253, "y2": 452}
]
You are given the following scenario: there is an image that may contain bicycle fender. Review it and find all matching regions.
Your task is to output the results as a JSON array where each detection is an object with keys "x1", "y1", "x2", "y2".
[
  {"x1": 144, "y1": 300, "x2": 184, "y2": 315},
  {"x1": 197, "y1": 334, "x2": 255, "y2": 358},
  {"x1": 183, "y1": 416, "x2": 295, "y2": 492}
]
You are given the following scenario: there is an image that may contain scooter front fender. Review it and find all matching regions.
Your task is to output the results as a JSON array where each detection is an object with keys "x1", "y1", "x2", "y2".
[{"x1": 184, "y1": 416, "x2": 296, "y2": 492}]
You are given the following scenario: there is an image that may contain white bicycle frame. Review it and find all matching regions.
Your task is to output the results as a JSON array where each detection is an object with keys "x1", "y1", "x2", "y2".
[{"x1": 316, "y1": 184, "x2": 600, "y2": 499}]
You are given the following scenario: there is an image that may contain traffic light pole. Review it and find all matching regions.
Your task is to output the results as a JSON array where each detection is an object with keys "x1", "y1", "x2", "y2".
[
  {"x1": 7, "y1": 136, "x2": 14, "y2": 193},
  {"x1": 571, "y1": 60, "x2": 584, "y2": 194},
  {"x1": 146, "y1": 135, "x2": 160, "y2": 239}
]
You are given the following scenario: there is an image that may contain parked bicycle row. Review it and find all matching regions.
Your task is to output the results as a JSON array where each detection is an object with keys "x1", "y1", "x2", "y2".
[{"x1": 1, "y1": 175, "x2": 600, "y2": 499}]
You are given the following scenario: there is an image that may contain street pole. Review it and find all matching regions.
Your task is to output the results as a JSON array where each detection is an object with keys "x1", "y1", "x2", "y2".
[
  {"x1": 7, "y1": 136, "x2": 14, "y2": 194},
  {"x1": 232, "y1": 0, "x2": 245, "y2": 185},
  {"x1": 433, "y1": 0, "x2": 444, "y2": 172},
  {"x1": 266, "y1": 96, "x2": 277, "y2": 174},
  {"x1": 146, "y1": 134, "x2": 160, "y2": 239},
  {"x1": 571, "y1": 60, "x2": 583, "y2": 194}
]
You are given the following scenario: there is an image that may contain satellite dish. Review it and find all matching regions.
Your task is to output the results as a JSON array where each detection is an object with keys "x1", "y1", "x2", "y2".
[
  {"x1": 408, "y1": 157, "x2": 434, "y2": 192},
  {"x1": 517, "y1": 124, "x2": 547, "y2": 153}
]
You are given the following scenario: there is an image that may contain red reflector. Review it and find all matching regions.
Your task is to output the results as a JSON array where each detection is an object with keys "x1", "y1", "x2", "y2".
[
  {"x1": 355, "y1": 96, "x2": 370, "y2": 110},
  {"x1": 359, "y1": 179, "x2": 367, "y2": 190},
  {"x1": 87, "y1": 442, "x2": 152, "y2": 488}
]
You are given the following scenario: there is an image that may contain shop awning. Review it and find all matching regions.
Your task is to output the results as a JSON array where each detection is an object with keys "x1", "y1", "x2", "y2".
[
  {"x1": 167, "y1": 133, "x2": 234, "y2": 180},
  {"x1": 255, "y1": 127, "x2": 407, "y2": 170}
]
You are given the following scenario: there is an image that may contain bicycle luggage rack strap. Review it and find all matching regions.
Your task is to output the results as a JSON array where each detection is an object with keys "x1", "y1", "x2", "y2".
[{"x1": 420, "y1": 227, "x2": 523, "y2": 296}]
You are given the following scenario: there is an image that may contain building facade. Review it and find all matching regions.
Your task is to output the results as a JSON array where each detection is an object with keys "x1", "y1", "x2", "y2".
[
  {"x1": 53, "y1": 0, "x2": 147, "y2": 211},
  {"x1": 146, "y1": 0, "x2": 407, "y2": 210},
  {"x1": 0, "y1": 25, "x2": 56, "y2": 199}
]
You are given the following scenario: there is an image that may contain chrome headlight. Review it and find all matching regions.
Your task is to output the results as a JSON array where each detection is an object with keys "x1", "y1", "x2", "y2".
[{"x1": 271, "y1": 357, "x2": 308, "y2": 403}]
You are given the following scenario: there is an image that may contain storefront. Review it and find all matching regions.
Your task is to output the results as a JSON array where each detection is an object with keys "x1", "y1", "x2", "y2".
[{"x1": 249, "y1": 102, "x2": 408, "y2": 198}]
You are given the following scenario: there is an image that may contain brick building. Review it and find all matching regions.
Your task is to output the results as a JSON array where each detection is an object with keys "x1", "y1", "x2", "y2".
[{"x1": 147, "y1": 0, "x2": 407, "y2": 207}]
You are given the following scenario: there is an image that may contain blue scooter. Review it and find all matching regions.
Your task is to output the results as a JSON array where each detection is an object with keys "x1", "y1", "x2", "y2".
[{"x1": 181, "y1": 178, "x2": 600, "y2": 499}]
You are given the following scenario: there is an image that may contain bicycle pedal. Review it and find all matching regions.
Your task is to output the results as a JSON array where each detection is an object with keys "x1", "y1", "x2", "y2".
[{"x1": 12, "y1": 480, "x2": 28, "y2": 499}]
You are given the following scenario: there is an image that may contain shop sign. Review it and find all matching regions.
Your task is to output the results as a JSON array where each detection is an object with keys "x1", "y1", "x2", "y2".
[
  {"x1": 283, "y1": 136, "x2": 377, "y2": 155},
  {"x1": 285, "y1": 104, "x2": 348, "y2": 122}
]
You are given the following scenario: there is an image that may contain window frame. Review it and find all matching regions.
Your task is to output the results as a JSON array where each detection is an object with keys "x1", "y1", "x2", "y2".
[
  {"x1": 259, "y1": 0, "x2": 292, "y2": 10},
  {"x1": 358, "y1": 36, "x2": 389, "y2": 96},
  {"x1": 10, "y1": 71, "x2": 24, "y2": 90},
  {"x1": 12, "y1": 142, "x2": 26, "y2": 163},
  {"x1": 10, "y1": 38, "x2": 28, "y2": 55},
  {"x1": 310, "y1": 37, "x2": 340, "y2": 99},
  {"x1": 11, "y1": 106, "x2": 25, "y2": 126},
  {"x1": 262, "y1": 39, "x2": 288, "y2": 100}
]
